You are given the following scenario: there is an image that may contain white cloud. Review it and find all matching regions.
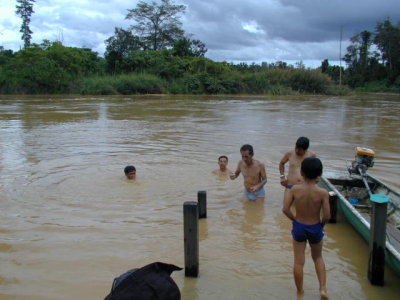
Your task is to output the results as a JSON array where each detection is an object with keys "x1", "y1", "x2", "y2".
[{"x1": 242, "y1": 21, "x2": 266, "y2": 35}]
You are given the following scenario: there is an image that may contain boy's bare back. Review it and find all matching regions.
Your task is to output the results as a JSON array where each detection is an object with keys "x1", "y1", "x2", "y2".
[
  {"x1": 284, "y1": 182, "x2": 330, "y2": 226},
  {"x1": 291, "y1": 183, "x2": 330, "y2": 224}
]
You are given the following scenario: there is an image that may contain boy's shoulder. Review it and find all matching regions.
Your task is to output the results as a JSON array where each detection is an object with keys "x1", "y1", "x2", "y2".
[
  {"x1": 306, "y1": 150, "x2": 316, "y2": 157},
  {"x1": 292, "y1": 182, "x2": 327, "y2": 193},
  {"x1": 254, "y1": 159, "x2": 265, "y2": 167},
  {"x1": 313, "y1": 184, "x2": 329, "y2": 197}
]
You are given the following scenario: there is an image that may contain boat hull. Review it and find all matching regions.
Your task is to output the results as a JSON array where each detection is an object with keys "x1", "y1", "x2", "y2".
[{"x1": 320, "y1": 174, "x2": 400, "y2": 277}]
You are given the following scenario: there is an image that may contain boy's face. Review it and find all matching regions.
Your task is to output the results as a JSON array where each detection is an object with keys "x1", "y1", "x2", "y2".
[
  {"x1": 241, "y1": 150, "x2": 253, "y2": 165},
  {"x1": 218, "y1": 157, "x2": 228, "y2": 170},
  {"x1": 125, "y1": 171, "x2": 136, "y2": 180}
]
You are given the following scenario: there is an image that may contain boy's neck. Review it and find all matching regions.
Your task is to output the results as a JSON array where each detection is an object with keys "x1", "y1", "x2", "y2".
[{"x1": 303, "y1": 178, "x2": 318, "y2": 185}]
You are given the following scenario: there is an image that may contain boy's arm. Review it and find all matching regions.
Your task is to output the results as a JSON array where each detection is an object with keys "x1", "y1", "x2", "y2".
[
  {"x1": 279, "y1": 152, "x2": 289, "y2": 175},
  {"x1": 282, "y1": 189, "x2": 296, "y2": 221},
  {"x1": 230, "y1": 162, "x2": 241, "y2": 180},
  {"x1": 259, "y1": 163, "x2": 268, "y2": 186},
  {"x1": 321, "y1": 190, "x2": 331, "y2": 224},
  {"x1": 279, "y1": 152, "x2": 290, "y2": 186},
  {"x1": 250, "y1": 163, "x2": 267, "y2": 192}
]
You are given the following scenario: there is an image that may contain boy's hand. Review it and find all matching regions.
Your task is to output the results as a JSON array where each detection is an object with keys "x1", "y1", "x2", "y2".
[
  {"x1": 280, "y1": 178, "x2": 288, "y2": 187},
  {"x1": 249, "y1": 185, "x2": 258, "y2": 193}
]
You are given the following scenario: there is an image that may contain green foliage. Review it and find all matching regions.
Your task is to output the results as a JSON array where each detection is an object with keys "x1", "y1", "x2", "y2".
[
  {"x1": 187, "y1": 58, "x2": 231, "y2": 76},
  {"x1": 78, "y1": 77, "x2": 117, "y2": 95},
  {"x1": 1, "y1": 46, "x2": 67, "y2": 93},
  {"x1": 0, "y1": 42, "x2": 104, "y2": 94},
  {"x1": 105, "y1": 27, "x2": 143, "y2": 74},
  {"x1": 172, "y1": 37, "x2": 207, "y2": 57},
  {"x1": 78, "y1": 74, "x2": 165, "y2": 95},
  {"x1": 237, "y1": 69, "x2": 332, "y2": 94},
  {"x1": 354, "y1": 79, "x2": 400, "y2": 93},
  {"x1": 320, "y1": 60, "x2": 344, "y2": 84},
  {"x1": 163, "y1": 66, "x2": 332, "y2": 95},
  {"x1": 374, "y1": 19, "x2": 400, "y2": 83},
  {"x1": 288, "y1": 69, "x2": 332, "y2": 94},
  {"x1": 123, "y1": 50, "x2": 188, "y2": 79},
  {"x1": 0, "y1": 42, "x2": 339, "y2": 95},
  {"x1": 343, "y1": 18, "x2": 400, "y2": 89}
]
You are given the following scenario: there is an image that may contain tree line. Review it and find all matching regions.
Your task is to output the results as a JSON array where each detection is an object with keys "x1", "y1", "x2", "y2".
[
  {"x1": 321, "y1": 19, "x2": 400, "y2": 92},
  {"x1": 1, "y1": 0, "x2": 399, "y2": 95}
]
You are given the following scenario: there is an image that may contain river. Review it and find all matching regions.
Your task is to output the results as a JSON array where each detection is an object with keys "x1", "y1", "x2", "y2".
[{"x1": 0, "y1": 94, "x2": 399, "y2": 299}]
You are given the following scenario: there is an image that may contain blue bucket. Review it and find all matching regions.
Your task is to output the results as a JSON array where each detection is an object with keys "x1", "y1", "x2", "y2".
[{"x1": 349, "y1": 197, "x2": 359, "y2": 204}]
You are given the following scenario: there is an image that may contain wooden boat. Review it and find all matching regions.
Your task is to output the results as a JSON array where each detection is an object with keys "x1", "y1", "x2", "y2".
[{"x1": 320, "y1": 170, "x2": 400, "y2": 277}]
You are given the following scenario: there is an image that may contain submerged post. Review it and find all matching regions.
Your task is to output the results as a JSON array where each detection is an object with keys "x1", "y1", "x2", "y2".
[
  {"x1": 368, "y1": 194, "x2": 389, "y2": 286},
  {"x1": 328, "y1": 191, "x2": 337, "y2": 223},
  {"x1": 183, "y1": 201, "x2": 199, "y2": 277},
  {"x1": 198, "y1": 191, "x2": 207, "y2": 219}
]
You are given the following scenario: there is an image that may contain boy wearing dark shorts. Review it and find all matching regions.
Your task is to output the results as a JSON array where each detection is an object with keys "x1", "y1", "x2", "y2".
[{"x1": 282, "y1": 157, "x2": 330, "y2": 299}]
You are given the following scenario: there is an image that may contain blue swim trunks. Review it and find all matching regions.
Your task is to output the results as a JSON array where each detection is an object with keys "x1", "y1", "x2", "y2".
[
  {"x1": 244, "y1": 187, "x2": 265, "y2": 201},
  {"x1": 291, "y1": 220, "x2": 324, "y2": 244},
  {"x1": 286, "y1": 184, "x2": 294, "y2": 189}
]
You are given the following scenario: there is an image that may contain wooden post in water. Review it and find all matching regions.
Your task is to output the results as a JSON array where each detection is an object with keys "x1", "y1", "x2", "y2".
[
  {"x1": 183, "y1": 201, "x2": 199, "y2": 277},
  {"x1": 328, "y1": 191, "x2": 337, "y2": 223},
  {"x1": 368, "y1": 194, "x2": 389, "y2": 286},
  {"x1": 198, "y1": 191, "x2": 207, "y2": 219}
]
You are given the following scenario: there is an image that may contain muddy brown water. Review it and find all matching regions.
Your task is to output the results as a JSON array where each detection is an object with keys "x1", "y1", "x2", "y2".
[{"x1": 0, "y1": 94, "x2": 399, "y2": 299}]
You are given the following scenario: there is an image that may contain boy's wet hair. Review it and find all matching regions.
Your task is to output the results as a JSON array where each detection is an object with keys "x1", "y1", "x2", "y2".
[
  {"x1": 240, "y1": 144, "x2": 254, "y2": 155},
  {"x1": 218, "y1": 155, "x2": 228, "y2": 161},
  {"x1": 124, "y1": 165, "x2": 136, "y2": 174},
  {"x1": 301, "y1": 157, "x2": 322, "y2": 179},
  {"x1": 296, "y1": 136, "x2": 310, "y2": 150}
]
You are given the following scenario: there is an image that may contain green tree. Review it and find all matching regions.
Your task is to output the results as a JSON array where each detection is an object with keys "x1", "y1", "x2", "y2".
[
  {"x1": 321, "y1": 59, "x2": 329, "y2": 73},
  {"x1": 126, "y1": 0, "x2": 186, "y2": 50},
  {"x1": 343, "y1": 30, "x2": 374, "y2": 86},
  {"x1": 15, "y1": 0, "x2": 36, "y2": 49},
  {"x1": 105, "y1": 27, "x2": 143, "y2": 73},
  {"x1": 123, "y1": 49, "x2": 187, "y2": 79},
  {"x1": 320, "y1": 59, "x2": 344, "y2": 83},
  {"x1": 344, "y1": 31, "x2": 372, "y2": 70},
  {"x1": 172, "y1": 37, "x2": 207, "y2": 57},
  {"x1": 0, "y1": 42, "x2": 103, "y2": 93},
  {"x1": 374, "y1": 19, "x2": 400, "y2": 82}
]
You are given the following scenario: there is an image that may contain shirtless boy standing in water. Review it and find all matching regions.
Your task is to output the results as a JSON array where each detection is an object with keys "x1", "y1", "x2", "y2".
[
  {"x1": 279, "y1": 137, "x2": 315, "y2": 188},
  {"x1": 230, "y1": 144, "x2": 267, "y2": 202},
  {"x1": 282, "y1": 157, "x2": 330, "y2": 299}
]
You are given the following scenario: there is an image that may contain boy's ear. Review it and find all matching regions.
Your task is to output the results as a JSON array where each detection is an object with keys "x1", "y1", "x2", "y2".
[{"x1": 300, "y1": 170, "x2": 305, "y2": 178}]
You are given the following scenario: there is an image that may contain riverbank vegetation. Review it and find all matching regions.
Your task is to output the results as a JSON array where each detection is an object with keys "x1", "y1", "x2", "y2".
[{"x1": 0, "y1": 0, "x2": 398, "y2": 95}]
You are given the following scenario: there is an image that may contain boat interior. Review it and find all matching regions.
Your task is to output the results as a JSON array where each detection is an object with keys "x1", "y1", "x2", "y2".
[{"x1": 326, "y1": 176, "x2": 400, "y2": 252}]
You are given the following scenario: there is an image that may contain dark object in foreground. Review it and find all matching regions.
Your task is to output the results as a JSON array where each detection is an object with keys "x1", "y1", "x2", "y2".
[{"x1": 104, "y1": 262, "x2": 182, "y2": 300}]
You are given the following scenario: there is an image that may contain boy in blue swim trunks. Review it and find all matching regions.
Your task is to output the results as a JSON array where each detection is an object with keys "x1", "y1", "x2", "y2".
[
  {"x1": 230, "y1": 144, "x2": 267, "y2": 202},
  {"x1": 282, "y1": 157, "x2": 330, "y2": 299}
]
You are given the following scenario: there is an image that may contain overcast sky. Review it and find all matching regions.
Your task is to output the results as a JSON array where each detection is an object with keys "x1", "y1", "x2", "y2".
[{"x1": 1, "y1": 0, "x2": 399, "y2": 68}]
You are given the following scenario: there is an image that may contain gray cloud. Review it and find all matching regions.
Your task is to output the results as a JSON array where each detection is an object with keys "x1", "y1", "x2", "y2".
[{"x1": 1, "y1": 0, "x2": 399, "y2": 66}]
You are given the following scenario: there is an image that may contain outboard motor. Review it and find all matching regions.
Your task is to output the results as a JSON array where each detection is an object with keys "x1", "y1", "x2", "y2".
[
  {"x1": 348, "y1": 147, "x2": 375, "y2": 176},
  {"x1": 348, "y1": 147, "x2": 375, "y2": 196}
]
